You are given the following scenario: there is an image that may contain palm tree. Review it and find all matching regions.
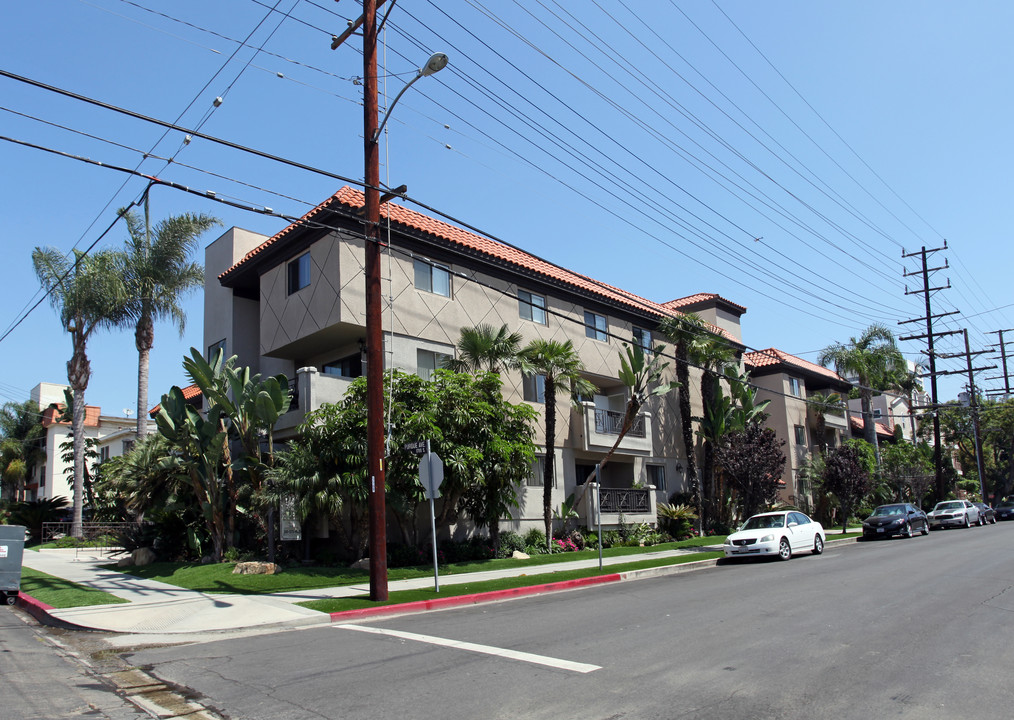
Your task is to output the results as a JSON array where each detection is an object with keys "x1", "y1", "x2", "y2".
[
  {"x1": 519, "y1": 339, "x2": 594, "y2": 551},
  {"x1": 119, "y1": 202, "x2": 219, "y2": 437},
  {"x1": 658, "y1": 312, "x2": 708, "y2": 510},
  {"x1": 0, "y1": 399, "x2": 45, "y2": 502},
  {"x1": 33, "y1": 247, "x2": 125, "y2": 537},
  {"x1": 806, "y1": 391, "x2": 844, "y2": 456},
  {"x1": 818, "y1": 324, "x2": 906, "y2": 460},
  {"x1": 694, "y1": 335, "x2": 737, "y2": 529},
  {"x1": 445, "y1": 323, "x2": 523, "y2": 375}
]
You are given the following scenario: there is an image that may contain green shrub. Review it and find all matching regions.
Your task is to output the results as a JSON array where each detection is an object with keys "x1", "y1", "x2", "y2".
[
  {"x1": 522, "y1": 527, "x2": 547, "y2": 549},
  {"x1": 497, "y1": 531, "x2": 526, "y2": 559}
]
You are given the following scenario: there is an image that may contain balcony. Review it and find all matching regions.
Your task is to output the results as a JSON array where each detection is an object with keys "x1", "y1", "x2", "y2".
[
  {"x1": 572, "y1": 402, "x2": 653, "y2": 455},
  {"x1": 577, "y1": 482, "x2": 657, "y2": 529},
  {"x1": 275, "y1": 367, "x2": 353, "y2": 432}
]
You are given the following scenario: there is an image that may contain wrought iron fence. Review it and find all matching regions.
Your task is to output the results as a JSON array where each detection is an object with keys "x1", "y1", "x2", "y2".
[
  {"x1": 598, "y1": 487, "x2": 651, "y2": 514},
  {"x1": 593, "y1": 409, "x2": 646, "y2": 437},
  {"x1": 41, "y1": 521, "x2": 139, "y2": 556}
]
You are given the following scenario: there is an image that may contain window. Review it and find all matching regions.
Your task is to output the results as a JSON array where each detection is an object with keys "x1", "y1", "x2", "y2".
[
  {"x1": 522, "y1": 372, "x2": 546, "y2": 403},
  {"x1": 788, "y1": 377, "x2": 802, "y2": 397},
  {"x1": 414, "y1": 258, "x2": 450, "y2": 297},
  {"x1": 794, "y1": 425, "x2": 807, "y2": 446},
  {"x1": 417, "y1": 349, "x2": 451, "y2": 381},
  {"x1": 526, "y1": 456, "x2": 551, "y2": 487},
  {"x1": 633, "y1": 327, "x2": 652, "y2": 353},
  {"x1": 99, "y1": 446, "x2": 110, "y2": 463},
  {"x1": 207, "y1": 338, "x2": 226, "y2": 361},
  {"x1": 518, "y1": 290, "x2": 547, "y2": 325},
  {"x1": 646, "y1": 464, "x2": 666, "y2": 491},
  {"x1": 585, "y1": 311, "x2": 607, "y2": 341},
  {"x1": 287, "y1": 252, "x2": 311, "y2": 295},
  {"x1": 39, "y1": 465, "x2": 46, "y2": 488},
  {"x1": 873, "y1": 408, "x2": 883, "y2": 419},
  {"x1": 323, "y1": 354, "x2": 363, "y2": 379},
  {"x1": 575, "y1": 462, "x2": 597, "y2": 485},
  {"x1": 122, "y1": 440, "x2": 135, "y2": 455}
]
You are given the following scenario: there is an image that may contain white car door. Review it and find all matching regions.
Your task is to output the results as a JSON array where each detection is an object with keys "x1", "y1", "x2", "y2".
[{"x1": 787, "y1": 513, "x2": 813, "y2": 550}]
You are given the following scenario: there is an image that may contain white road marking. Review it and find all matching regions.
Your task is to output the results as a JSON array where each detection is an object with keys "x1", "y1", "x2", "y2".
[{"x1": 335, "y1": 624, "x2": 601, "y2": 674}]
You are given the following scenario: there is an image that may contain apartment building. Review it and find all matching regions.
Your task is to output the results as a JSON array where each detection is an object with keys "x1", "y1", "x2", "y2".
[
  {"x1": 204, "y1": 186, "x2": 745, "y2": 536},
  {"x1": 744, "y1": 349, "x2": 853, "y2": 510}
]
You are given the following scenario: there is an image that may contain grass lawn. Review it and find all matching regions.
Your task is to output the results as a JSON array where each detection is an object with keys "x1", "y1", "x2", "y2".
[
  {"x1": 298, "y1": 551, "x2": 725, "y2": 614},
  {"x1": 103, "y1": 536, "x2": 727, "y2": 595},
  {"x1": 19, "y1": 567, "x2": 128, "y2": 609}
]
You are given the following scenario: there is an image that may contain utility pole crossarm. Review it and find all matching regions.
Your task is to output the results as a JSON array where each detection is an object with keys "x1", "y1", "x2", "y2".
[{"x1": 898, "y1": 310, "x2": 960, "y2": 325}]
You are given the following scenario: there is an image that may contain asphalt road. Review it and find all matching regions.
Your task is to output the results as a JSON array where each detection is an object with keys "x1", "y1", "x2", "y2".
[
  {"x1": 128, "y1": 523, "x2": 1014, "y2": 720},
  {"x1": 0, "y1": 608, "x2": 147, "y2": 720}
]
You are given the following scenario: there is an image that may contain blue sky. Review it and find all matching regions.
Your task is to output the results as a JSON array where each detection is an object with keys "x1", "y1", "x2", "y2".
[{"x1": 2, "y1": 0, "x2": 1012, "y2": 417}]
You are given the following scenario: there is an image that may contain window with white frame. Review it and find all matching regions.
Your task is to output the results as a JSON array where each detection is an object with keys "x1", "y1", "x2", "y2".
[
  {"x1": 522, "y1": 372, "x2": 546, "y2": 403},
  {"x1": 417, "y1": 349, "x2": 451, "y2": 381},
  {"x1": 873, "y1": 408, "x2": 882, "y2": 418},
  {"x1": 789, "y1": 377, "x2": 802, "y2": 397},
  {"x1": 518, "y1": 290, "x2": 547, "y2": 325},
  {"x1": 585, "y1": 311, "x2": 608, "y2": 341},
  {"x1": 646, "y1": 464, "x2": 666, "y2": 491},
  {"x1": 414, "y1": 258, "x2": 450, "y2": 297},
  {"x1": 794, "y1": 425, "x2": 807, "y2": 446},
  {"x1": 287, "y1": 252, "x2": 311, "y2": 295}
]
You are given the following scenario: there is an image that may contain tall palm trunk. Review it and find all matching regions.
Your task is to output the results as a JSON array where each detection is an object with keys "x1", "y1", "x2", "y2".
[
  {"x1": 68, "y1": 331, "x2": 90, "y2": 538},
  {"x1": 700, "y1": 369, "x2": 716, "y2": 529},
  {"x1": 675, "y1": 344, "x2": 701, "y2": 531},
  {"x1": 135, "y1": 314, "x2": 154, "y2": 438},
  {"x1": 542, "y1": 376, "x2": 557, "y2": 552}
]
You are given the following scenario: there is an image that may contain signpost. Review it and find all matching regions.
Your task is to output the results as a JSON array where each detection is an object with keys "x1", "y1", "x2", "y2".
[{"x1": 417, "y1": 440, "x2": 444, "y2": 591}]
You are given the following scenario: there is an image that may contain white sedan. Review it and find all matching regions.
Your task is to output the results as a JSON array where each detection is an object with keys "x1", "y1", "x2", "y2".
[
  {"x1": 723, "y1": 511, "x2": 825, "y2": 561},
  {"x1": 927, "y1": 500, "x2": 979, "y2": 529}
]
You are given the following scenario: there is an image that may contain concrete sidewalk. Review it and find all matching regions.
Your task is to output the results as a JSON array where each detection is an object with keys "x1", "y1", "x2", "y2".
[{"x1": 19, "y1": 533, "x2": 859, "y2": 637}]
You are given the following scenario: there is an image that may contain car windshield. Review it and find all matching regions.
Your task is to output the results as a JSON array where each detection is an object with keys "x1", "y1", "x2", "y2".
[
  {"x1": 1000, "y1": 501, "x2": 1014, "y2": 508},
  {"x1": 934, "y1": 501, "x2": 963, "y2": 511},
  {"x1": 742, "y1": 514, "x2": 786, "y2": 530},
  {"x1": 872, "y1": 505, "x2": 905, "y2": 516}
]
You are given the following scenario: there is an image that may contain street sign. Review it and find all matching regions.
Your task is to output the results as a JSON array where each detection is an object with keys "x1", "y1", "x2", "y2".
[
  {"x1": 279, "y1": 495, "x2": 302, "y2": 541},
  {"x1": 402, "y1": 440, "x2": 427, "y2": 457},
  {"x1": 419, "y1": 451, "x2": 444, "y2": 500}
]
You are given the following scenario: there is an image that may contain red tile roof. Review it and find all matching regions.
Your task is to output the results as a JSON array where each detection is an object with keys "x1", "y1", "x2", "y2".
[
  {"x1": 41, "y1": 404, "x2": 100, "y2": 428},
  {"x1": 219, "y1": 186, "x2": 743, "y2": 343},
  {"x1": 849, "y1": 415, "x2": 895, "y2": 440},
  {"x1": 744, "y1": 348, "x2": 846, "y2": 384},
  {"x1": 663, "y1": 293, "x2": 747, "y2": 314},
  {"x1": 148, "y1": 384, "x2": 203, "y2": 417}
]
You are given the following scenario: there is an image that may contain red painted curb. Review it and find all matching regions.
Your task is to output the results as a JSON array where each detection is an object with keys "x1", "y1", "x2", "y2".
[
  {"x1": 330, "y1": 572, "x2": 623, "y2": 621},
  {"x1": 14, "y1": 592, "x2": 56, "y2": 624}
]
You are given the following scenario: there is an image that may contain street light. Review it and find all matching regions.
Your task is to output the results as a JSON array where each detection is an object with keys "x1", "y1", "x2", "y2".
[{"x1": 361, "y1": 0, "x2": 447, "y2": 601}]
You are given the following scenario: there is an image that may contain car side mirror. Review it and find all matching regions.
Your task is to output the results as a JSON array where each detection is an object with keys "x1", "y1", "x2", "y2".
[{"x1": 788, "y1": 521, "x2": 798, "y2": 528}]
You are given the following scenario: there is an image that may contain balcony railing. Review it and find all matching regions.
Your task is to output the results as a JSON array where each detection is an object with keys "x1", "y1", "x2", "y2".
[
  {"x1": 598, "y1": 487, "x2": 651, "y2": 514},
  {"x1": 594, "y1": 409, "x2": 645, "y2": 438}
]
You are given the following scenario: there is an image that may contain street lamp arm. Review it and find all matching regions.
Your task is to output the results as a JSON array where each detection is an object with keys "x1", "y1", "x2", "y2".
[{"x1": 372, "y1": 73, "x2": 421, "y2": 143}]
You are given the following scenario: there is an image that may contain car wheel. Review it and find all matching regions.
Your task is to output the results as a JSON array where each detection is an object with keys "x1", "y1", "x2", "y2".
[
  {"x1": 778, "y1": 537, "x2": 791, "y2": 561},
  {"x1": 964, "y1": 514, "x2": 971, "y2": 528},
  {"x1": 921, "y1": 522, "x2": 929, "y2": 536},
  {"x1": 902, "y1": 522, "x2": 913, "y2": 538},
  {"x1": 4, "y1": 595, "x2": 14, "y2": 606},
  {"x1": 813, "y1": 535, "x2": 824, "y2": 555}
]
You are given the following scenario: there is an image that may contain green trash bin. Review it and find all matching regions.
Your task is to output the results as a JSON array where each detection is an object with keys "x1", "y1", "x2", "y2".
[{"x1": 0, "y1": 525, "x2": 27, "y2": 605}]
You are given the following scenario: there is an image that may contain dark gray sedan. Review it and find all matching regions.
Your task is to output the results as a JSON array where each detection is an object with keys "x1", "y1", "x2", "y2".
[{"x1": 861, "y1": 503, "x2": 929, "y2": 539}]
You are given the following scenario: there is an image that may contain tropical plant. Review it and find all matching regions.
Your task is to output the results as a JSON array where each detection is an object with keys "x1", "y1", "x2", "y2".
[
  {"x1": 656, "y1": 502, "x2": 698, "y2": 538},
  {"x1": 10, "y1": 496, "x2": 70, "y2": 542},
  {"x1": 818, "y1": 324, "x2": 906, "y2": 462},
  {"x1": 658, "y1": 312, "x2": 709, "y2": 517},
  {"x1": 519, "y1": 339, "x2": 595, "y2": 552},
  {"x1": 806, "y1": 391, "x2": 845, "y2": 456},
  {"x1": 691, "y1": 334, "x2": 738, "y2": 529},
  {"x1": 0, "y1": 399, "x2": 45, "y2": 502},
  {"x1": 33, "y1": 246, "x2": 126, "y2": 536},
  {"x1": 445, "y1": 323, "x2": 523, "y2": 374},
  {"x1": 118, "y1": 201, "x2": 219, "y2": 438}
]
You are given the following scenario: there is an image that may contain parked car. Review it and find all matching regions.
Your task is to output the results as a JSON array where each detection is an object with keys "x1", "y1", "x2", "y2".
[
  {"x1": 972, "y1": 502, "x2": 996, "y2": 524},
  {"x1": 927, "y1": 500, "x2": 979, "y2": 529},
  {"x1": 996, "y1": 499, "x2": 1014, "y2": 521},
  {"x1": 723, "y1": 511, "x2": 825, "y2": 561},
  {"x1": 861, "y1": 503, "x2": 929, "y2": 539}
]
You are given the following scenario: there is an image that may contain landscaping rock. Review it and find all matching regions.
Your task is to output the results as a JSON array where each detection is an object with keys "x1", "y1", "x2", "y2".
[
  {"x1": 131, "y1": 547, "x2": 156, "y2": 567},
  {"x1": 232, "y1": 561, "x2": 282, "y2": 575},
  {"x1": 116, "y1": 556, "x2": 134, "y2": 568},
  {"x1": 350, "y1": 558, "x2": 370, "y2": 571},
  {"x1": 512, "y1": 550, "x2": 530, "y2": 560}
]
